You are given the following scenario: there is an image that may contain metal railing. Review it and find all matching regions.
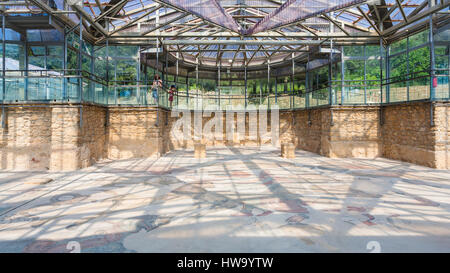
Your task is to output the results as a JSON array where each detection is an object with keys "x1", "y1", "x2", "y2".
[{"x1": 1, "y1": 69, "x2": 449, "y2": 110}]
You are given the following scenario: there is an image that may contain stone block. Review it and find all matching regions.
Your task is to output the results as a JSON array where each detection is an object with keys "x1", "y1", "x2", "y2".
[
  {"x1": 194, "y1": 143, "x2": 206, "y2": 158},
  {"x1": 281, "y1": 142, "x2": 295, "y2": 159}
]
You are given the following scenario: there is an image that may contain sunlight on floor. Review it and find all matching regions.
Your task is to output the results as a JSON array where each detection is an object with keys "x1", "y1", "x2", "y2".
[{"x1": 0, "y1": 146, "x2": 449, "y2": 253}]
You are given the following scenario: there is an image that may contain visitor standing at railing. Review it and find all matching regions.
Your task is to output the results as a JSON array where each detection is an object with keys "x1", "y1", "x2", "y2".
[
  {"x1": 169, "y1": 84, "x2": 176, "y2": 108},
  {"x1": 151, "y1": 74, "x2": 162, "y2": 105}
]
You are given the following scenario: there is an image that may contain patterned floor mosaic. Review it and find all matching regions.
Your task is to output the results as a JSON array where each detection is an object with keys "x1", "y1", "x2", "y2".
[{"x1": 0, "y1": 146, "x2": 449, "y2": 252}]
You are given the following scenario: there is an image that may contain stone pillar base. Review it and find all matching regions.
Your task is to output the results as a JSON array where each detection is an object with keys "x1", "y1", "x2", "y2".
[
  {"x1": 281, "y1": 143, "x2": 295, "y2": 159},
  {"x1": 194, "y1": 143, "x2": 206, "y2": 158}
]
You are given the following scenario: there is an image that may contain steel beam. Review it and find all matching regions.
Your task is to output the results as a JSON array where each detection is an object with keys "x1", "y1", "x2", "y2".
[{"x1": 70, "y1": 3, "x2": 109, "y2": 37}]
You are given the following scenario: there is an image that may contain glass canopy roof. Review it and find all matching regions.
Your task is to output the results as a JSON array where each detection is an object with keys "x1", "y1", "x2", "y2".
[{"x1": 2, "y1": 0, "x2": 448, "y2": 67}]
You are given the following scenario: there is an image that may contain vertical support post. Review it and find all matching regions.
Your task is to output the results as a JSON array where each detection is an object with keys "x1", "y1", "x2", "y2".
[
  {"x1": 164, "y1": 48, "x2": 168, "y2": 86},
  {"x1": 161, "y1": 47, "x2": 165, "y2": 85},
  {"x1": 218, "y1": 64, "x2": 221, "y2": 109},
  {"x1": 429, "y1": 0, "x2": 436, "y2": 126},
  {"x1": 137, "y1": 45, "x2": 141, "y2": 105},
  {"x1": 329, "y1": 40, "x2": 333, "y2": 106},
  {"x1": 155, "y1": 7, "x2": 160, "y2": 80},
  {"x1": 329, "y1": 14, "x2": 334, "y2": 106},
  {"x1": 306, "y1": 56, "x2": 310, "y2": 109},
  {"x1": 176, "y1": 52, "x2": 179, "y2": 108},
  {"x1": 340, "y1": 45, "x2": 344, "y2": 105},
  {"x1": 156, "y1": 39, "x2": 159, "y2": 77},
  {"x1": 175, "y1": 53, "x2": 179, "y2": 83},
  {"x1": 45, "y1": 44, "x2": 49, "y2": 100},
  {"x1": 291, "y1": 53, "x2": 294, "y2": 108},
  {"x1": 429, "y1": 12, "x2": 436, "y2": 101},
  {"x1": 155, "y1": 38, "x2": 160, "y2": 125},
  {"x1": 186, "y1": 74, "x2": 189, "y2": 107},
  {"x1": 267, "y1": 60, "x2": 270, "y2": 108},
  {"x1": 316, "y1": 70, "x2": 319, "y2": 106},
  {"x1": 379, "y1": 38, "x2": 383, "y2": 103},
  {"x1": 90, "y1": 48, "x2": 94, "y2": 102},
  {"x1": 275, "y1": 76, "x2": 278, "y2": 104},
  {"x1": 259, "y1": 77, "x2": 262, "y2": 105},
  {"x1": 24, "y1": 33, "x2": 28, "y2": 101},
  {"x1": 78, "y1": 17, "x2": 82, "y2": 101},
  {"x1": 164, "y1": 48, "x2": 168, "y2": 107},
  {"x1": 386, "y1": 44, "x2": 390, "y2": 104},
  {"x1": 142, "y1": 55, "x2": 146, "y2": 105},
  {"x1": 114, "y1": 59, "x2": 117, "y2": 105},
  {"x1": 364, "y1": 44, "x2": 367, "y2": 104},
  {"x1": 156, "y1": 38, "x2": 160, "y2": 129},
  {"x1": 196, "y1": 58, "x2": 199, "y2": 110},
  {"x1": 380, "y1": 37, "x2": 384, "y2": 125},
  {"x1": 106, "y1": 39, "x2": 109, "y2": 105},
  {"x1": 63, "y1": 26, "x2": 67, "y2": 100},
  {"x1": 1, "y1": 14, "x2": 5, "y2": 128},
  {"x1": 78, "y1": 15, "x2": 83, "y2": 129},
  {"x1": 406, "y1": 36, "x2": 410, "y2": 102},
  {"x1": 244, "y1": 65, "x2": 247, "y2": 109}
]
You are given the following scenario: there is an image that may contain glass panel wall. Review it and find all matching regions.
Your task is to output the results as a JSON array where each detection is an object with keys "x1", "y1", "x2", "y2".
[
  {"x1": 338, "y1": 44, "x2": 381, "y2": 105},
  {"x1": 387, "y1": 29, "x2": 431, "y2": 102},
  {"x1": 1, "y1": 28, "x2": 26, "y2": 101},
  {"x1": 0, "y1": 22, "x2": 448, "y2": 110},
  {"x1": 434, "y1": 24, "x2": 450, "y2": 99}
]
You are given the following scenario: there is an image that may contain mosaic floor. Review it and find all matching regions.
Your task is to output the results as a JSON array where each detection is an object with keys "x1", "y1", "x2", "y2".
[{"x1": 0, "y1": 146, "x2": 449, "y2": 253}]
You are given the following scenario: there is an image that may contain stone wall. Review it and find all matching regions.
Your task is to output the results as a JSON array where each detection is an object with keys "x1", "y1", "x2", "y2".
[
  {"x1": 107, "y1": 107, "x2": 169, "y2": 159},
  {"x1": 49, "y1": 106, "x2": 83, "y2": 171},
  {"x1": 328, "y1": 106, "x2": 381, "y2": 158},
  {"x1": 80, "y1": 105, "x2": 107, "y2": 168},
  {"x1": 0, "y1": 101, "x2": 448, "y2": 170},
  {"x1": 159, "y1": 109, "x2": 173, "y2": 155},
  {"x1": 434, "y1": 102, "x2": 450, "y2": 169},
  {"x1": 0, "y1": 104, "x2": 107, "y2": 171},
  {"x1": 292, "y1": 108, "x2": 328, "y2": 155},
  {"x1": 164, "y1": 107, "x2": 380, "y2": 160},
  {"x1": 290, "y1": 106, "x2": 381, "y2": 158},
  {"x1": 382, "y1": 101, "x2": 450, "y2": 169},
  {"x1": 0, "y1": 106, "x2": 52, "y2": 170}
]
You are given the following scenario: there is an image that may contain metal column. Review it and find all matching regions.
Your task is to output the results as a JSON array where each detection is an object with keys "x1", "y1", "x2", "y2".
[
  {"x1": 340, "y1": 46, "x2": 344, "y2": 105},
  {"x1": 386, "y1": 44, "x2": 390, "y2": 104},
  {"x1": 106, "y1": 39, "x2": 109, "y2": 105},
  {"x1": 24, "y1": 34, "x2": 28, "y2": 101},
  {"x1": 363, "y1": 44, "x2": 367, "y2": 104},
  {"x1": 176, "y1": 52, "x2": 179, "y2": 108},
  {"x1": 275, "y1": 76, "x2": 277, "y2": 104},
  {"x1": 1, "y1": 14, "x2": 5, "y2": 128},
  {"x1": 196, "y1": 58, "x2": 199, "y2": 110},
  {"x1": 429, "y1": 0, "x2": 436, "y2": 126},
  {"x1": 291, "y1": 53, "x2": 294, "y2": 108},
  {"x1": 380, "y1": 37, "x2": 384, "y2": 125},
  {"x1": 329, "y1": 14, "x2": 334, "y2": 106},
  {"x1": 306, "y1": 55, "x2": 310, "y2": 108},
  {"x1": 63, "y1": 26, "x2": 68, "y2": 100},
  {"x1": 267, "y1": 60, "x2": 270, "y2": 108},
  {"x1": 244, "y1": 65, "x2": 247, "y2": 109},
  {"x1": 218, "y1": 65, "x2": 221, "y2": 109},
  {"x1": 329, "y1": 40, "x2": 333, "y2": 106},
  {"x1": 78, "y1": 16, "x2": 83, "y2": 128}
]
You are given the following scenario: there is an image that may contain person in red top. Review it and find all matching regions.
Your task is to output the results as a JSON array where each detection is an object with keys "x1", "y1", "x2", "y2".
[{"x1": 169, "y1": 84, "x2": 176, "y2": 108}]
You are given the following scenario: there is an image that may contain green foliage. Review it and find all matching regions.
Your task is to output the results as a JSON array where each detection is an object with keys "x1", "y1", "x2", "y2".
[
  {"x1": 309, "y1": 66, "x2": 328, "y2": 90},
  {"x1": 390, "y1": 46, "x2": 430, "y2": 80},
  {"x1": 67, "y1": 48, "x2": 78, "y2": 72},
  {"x1": 345, "y1": 59, "x2": 365, "y2": 81}
]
